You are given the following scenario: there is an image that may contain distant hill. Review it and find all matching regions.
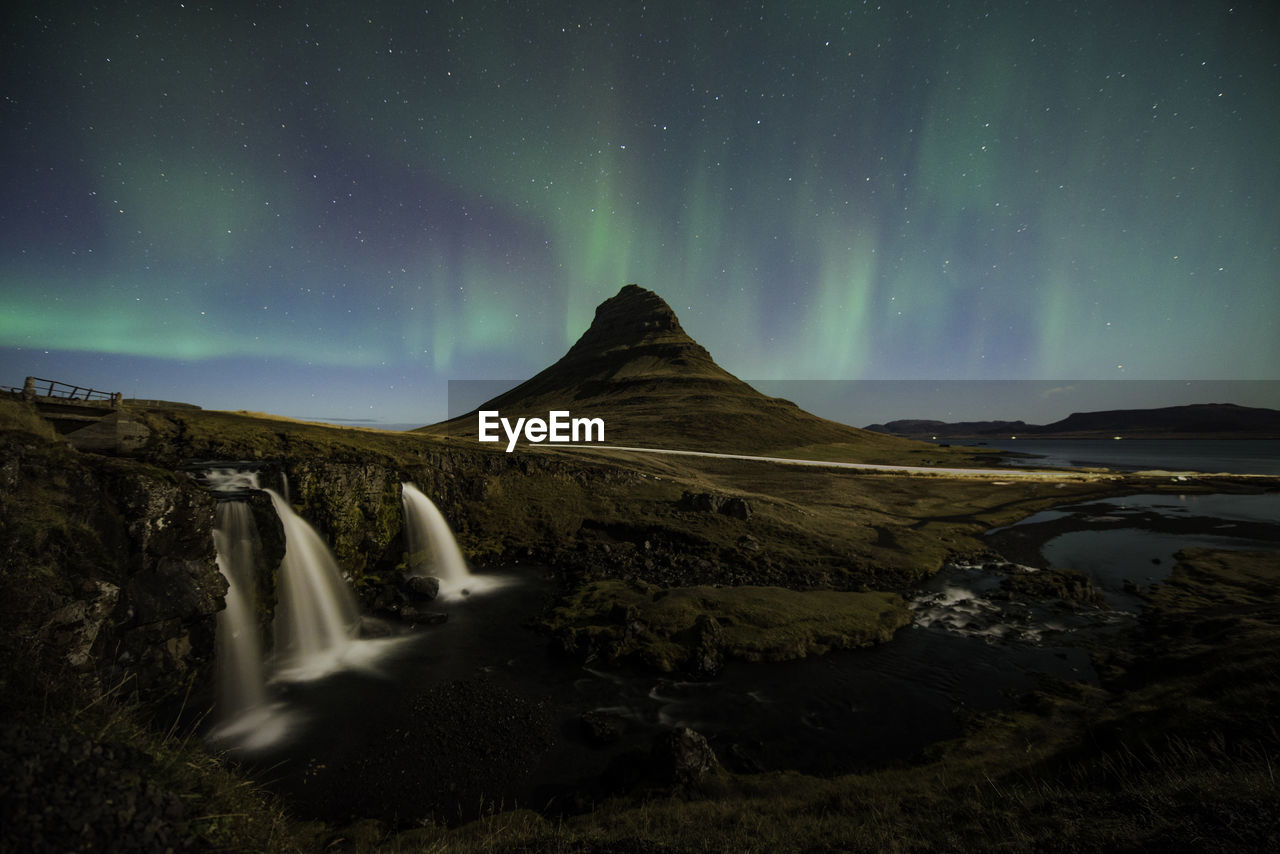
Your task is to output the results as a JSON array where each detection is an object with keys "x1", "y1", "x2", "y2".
[
  {"x1": 866, "y1": 403, "x2": 1280, "y2": 439},
  {"x1": 861, "y1": 419, "x2": 1030, "y2": 438},
  {"x1": 419, "y1": 285, "x2": 922, "y2": 456}
]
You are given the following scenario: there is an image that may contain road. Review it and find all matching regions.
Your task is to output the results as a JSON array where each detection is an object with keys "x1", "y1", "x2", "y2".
[{"x1": 558, "y1": 443, "x2": 1129, "y2": 479}]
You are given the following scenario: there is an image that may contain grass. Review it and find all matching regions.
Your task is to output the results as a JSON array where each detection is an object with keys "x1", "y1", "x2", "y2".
[
  {"x1": 545, "y1": 579, "x2": 910, "y2": 672},
  {"x1": 5, "y1": 396, "x2": 1277, "y2": 851},
  {"x1": 0, "y1": 669, "x2": 314, "y2": 853}
]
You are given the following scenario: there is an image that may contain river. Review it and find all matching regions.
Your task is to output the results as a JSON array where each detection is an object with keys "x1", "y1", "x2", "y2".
[{"x1": 221, "y1": 486, "x2": 1278, "y2": 827}]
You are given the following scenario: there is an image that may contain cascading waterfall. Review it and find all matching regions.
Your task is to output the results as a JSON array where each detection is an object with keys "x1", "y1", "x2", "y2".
[
  {"x1": 200, "y1": 466, "x2": 414, "y2": 748},
  {"x1": 266, "y1": 489, "x2": 361, "y2": 678},
  {"x1": 400, "y1": 482, "x2": 501, "y2": 596},
  {"x1": 205, "y1": 470, "x2": 293, "y2": 750},
  {"x1": 213, "y1": 501, "x2": 267, "y2": 716}
]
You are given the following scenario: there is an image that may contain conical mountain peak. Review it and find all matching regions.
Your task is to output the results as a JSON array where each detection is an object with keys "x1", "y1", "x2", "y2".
[
  {"x1": 422, "y1": 284, "x2": 892, "y2": 454},
  {"x1": 568, "y1": 285, "x2": 688, "y2": 350},
  {"x1": 558, "y1": 284, "x2": 711, "y2": 368}
]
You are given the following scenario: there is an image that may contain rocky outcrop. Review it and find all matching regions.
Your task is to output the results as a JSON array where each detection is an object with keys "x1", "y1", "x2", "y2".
[
  {"x1": 286, "y1": 459, "x2": 403, "y2": 580},
  {"x1": 678, "y1": 491, "x2": 752, "y2": 520},
  {"x1": 547, "y1": 580, "x2": 911, "y2": 676},
  {"x1": 0, "y1": 410, "x2": 225, "y2": 709},
  {"x1": 1000, "y1": 565, "x2": 1105, "y2": 606},
  {"x1": 650, "y1": 727, "x2": 720, "y2": 786}
]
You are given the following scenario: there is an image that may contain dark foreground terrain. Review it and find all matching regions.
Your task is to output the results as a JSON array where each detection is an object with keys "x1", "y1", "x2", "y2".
[{"x1": 2, "y1": 397, "x2": 1277, "y2": 852}]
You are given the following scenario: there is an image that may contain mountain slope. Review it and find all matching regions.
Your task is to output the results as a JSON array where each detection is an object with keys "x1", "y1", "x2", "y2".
[
  {"x1": 419, "y1": 285, "x2": 922, "y2": 457},
  {"x1": 1041, "y1": 403, "x2": 1280, "y2": 436}
]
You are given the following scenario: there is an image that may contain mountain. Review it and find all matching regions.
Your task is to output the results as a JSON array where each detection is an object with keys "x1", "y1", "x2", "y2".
[
  {"x1": 867, "y1": 403, "x2": 1280, "y2": 439},
  {"x1": 862, "y1": 419, "x2": 1029, "y2": 438},
  {"x1": 420, "y1": 284, "x2": 915, "y2": 456}
]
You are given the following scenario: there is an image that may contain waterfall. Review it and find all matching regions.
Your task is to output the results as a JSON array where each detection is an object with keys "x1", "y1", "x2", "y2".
[
  {"x1": 202, "y1": 466, "x2": 409, "y2": 748},
  {"x1": 267, "y1": 489, "x2": 361, "y2": 678},
  {"x1": 213, "y1": 502, "x2": 267, "y2": 716},
  {"x1": 401, "y1": 482, "x2": 493, "y2": 598},
  {"x1": 209, "y1": 487, "x2": 292, "y2": 751}
]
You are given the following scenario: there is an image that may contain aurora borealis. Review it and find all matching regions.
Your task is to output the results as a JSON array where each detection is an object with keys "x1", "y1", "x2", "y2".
[{"x1": 2, "y1": 1, "x2": 1277, "y2": 426}]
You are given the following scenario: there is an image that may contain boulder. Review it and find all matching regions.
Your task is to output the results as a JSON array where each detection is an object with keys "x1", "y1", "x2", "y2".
[
  {"x1": 402, "y1": 575, "x2": 441, "y2": 600},
  {"x1": 40, "y1": 581, "x2": 120, "y2": 671},
  {"x1": 650, "y1": 727, "x2": 719, "y2": 785},
  {"x1": 1001, "y1": 567, "x2": 1106, "y2": 607},
  {"x1": 678, "y1": 491, "x2": 752, "y2": 520},
  {"x1": 580, "y1": 710, "x2": 628, "y2": 746},
  {"x1": 688, "y1": 614, "x2": 725, "y2": 678}
]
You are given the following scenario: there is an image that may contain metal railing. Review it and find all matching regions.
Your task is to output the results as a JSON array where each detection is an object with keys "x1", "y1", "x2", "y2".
[{"x1": 18, "y1": 376, "x2": 121, "y2": 405}]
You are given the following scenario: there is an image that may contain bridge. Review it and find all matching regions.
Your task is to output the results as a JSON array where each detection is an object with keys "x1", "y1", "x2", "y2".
[
  {"x1": 4, "y1": 376, "x2": 148, "y2": 453},
  {"x1": 8, "y1": 375, "x2": 120, "y2": 407}
]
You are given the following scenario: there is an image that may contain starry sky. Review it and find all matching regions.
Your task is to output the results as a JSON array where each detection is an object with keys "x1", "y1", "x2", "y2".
[{"x1": 3, "y1": 1, "x2": 1278, "y2": 428}]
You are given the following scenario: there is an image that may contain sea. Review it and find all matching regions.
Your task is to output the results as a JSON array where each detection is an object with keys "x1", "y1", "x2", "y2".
[{"x1": 930, "y1": 437, "x2": 1280, "y2": 476}]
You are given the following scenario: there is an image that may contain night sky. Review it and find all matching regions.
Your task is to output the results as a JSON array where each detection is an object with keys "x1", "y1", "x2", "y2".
[{"x1": 3, "y1": 1, "x2": 1277, "y2": 427}]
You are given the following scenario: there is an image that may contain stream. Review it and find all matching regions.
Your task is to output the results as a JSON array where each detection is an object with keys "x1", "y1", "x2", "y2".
[{"x1": 221, "y1": 491, "x2": 1279, "y2": 826}]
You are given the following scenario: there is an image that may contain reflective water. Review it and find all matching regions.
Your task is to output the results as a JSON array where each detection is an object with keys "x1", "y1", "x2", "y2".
[
  {"x1": 971, "y1": 438, "x2": 1280, "y2": 475},
  {"x1": 1020, "y1": 493, "x2": 1280, "y2": 607}
]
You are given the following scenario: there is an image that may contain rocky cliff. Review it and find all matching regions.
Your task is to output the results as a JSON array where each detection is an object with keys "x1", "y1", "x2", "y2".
[{"x1": 0, "y1": 400, "x2": 226, "y2": 718}]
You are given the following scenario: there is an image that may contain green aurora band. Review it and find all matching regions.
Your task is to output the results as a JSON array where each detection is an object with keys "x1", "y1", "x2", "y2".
[{"x1": 2, "y1": 2, "x2": 1276, "y2": 421}]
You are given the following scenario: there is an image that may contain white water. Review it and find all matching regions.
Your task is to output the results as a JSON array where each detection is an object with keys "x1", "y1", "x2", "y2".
[
  {"x1": 202, "y1": 470, "x2": 412, "y2": 749},
  {"x1": 208, "y1": 497, "x2": 296, "y2": 750},
  {"x1": 202, "y1": 466, "x2": 263, "y2": 493},
  {"x1": 266, "y1": 489, "x2": 362, "y2": 680},
  {"x1": 401, "y1": 482, "x2": 501, "y2": 596},
  {"x1": 212, "y1": 503, "x2": 267, "y2": 714}
]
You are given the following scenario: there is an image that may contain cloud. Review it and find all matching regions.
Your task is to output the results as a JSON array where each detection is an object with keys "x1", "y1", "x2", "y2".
[{"x1": 1040, "y1": 385, "x2": 1077, "y2": 399}]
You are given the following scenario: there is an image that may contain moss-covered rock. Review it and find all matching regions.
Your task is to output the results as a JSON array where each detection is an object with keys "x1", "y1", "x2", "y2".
[
  {"x1": 547, "y1": 579, "x2": 911, "y2": 674},
  {"x1": 999, "y1": 566, "x2": 1105, "y2": 606},
  {"x1": 0, "y1": 399, "x2": 225, "y2": 716}
]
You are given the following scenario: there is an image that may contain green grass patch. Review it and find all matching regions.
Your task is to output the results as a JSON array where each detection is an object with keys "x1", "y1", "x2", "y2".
[{"x1": 546, "y1": 579, "x2": 910, "y2": 672}]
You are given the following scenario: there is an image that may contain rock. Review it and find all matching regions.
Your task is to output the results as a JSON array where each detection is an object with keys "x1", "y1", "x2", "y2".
[
  {"x1": 680, "y1": 491, "x2": 720, "y2": 513},
  {"x1": 678, "y1": 491, "x2": 752, "y2": 520},
  {"x1": 358, "y1": 616, "x2": 395, "y2": 637},
  {"x1": 371, "y1": 583, "x2": 409, "y2": 616},
  {"x1": 580, "y1": 710, "x2": 628, "y2": 746},
  {"x1": 650, "y1": 727, "x2": 719, "y2": 785},
  {"x1": 402, "y1": 575, "x2": 441, "y2": 600},
  {"x1": 40, "y1": 581, "x2": 120, "y2": 671},
  {"x1": 286, "y1": 460, "x2": 402, "y2": 578},
  {"x1": 398, "y1": 606, "x2": 448, "y2": 625},
  {"x1": 64, "y1": 411, "x2": 152, "y2": 454},
  {"x1": 688, "y1": 614, "x2": 725, "y2": 678},
  {"x1": 609, "y1": 602, "x2": 640, "y2": 624},
  {"x1": 1001, "y1": 567, "x2": 1105, "y2": 607}
]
